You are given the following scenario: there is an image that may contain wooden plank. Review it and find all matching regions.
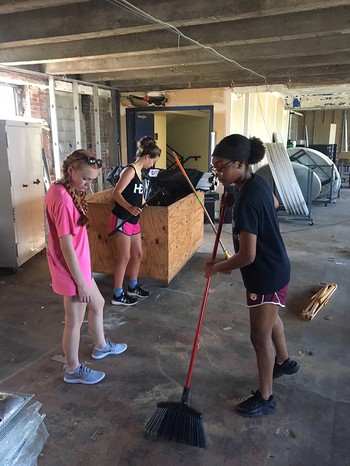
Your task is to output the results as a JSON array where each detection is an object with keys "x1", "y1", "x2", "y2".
[
  {"x1": 86, "y1": 189, "x2": 116, "y2": 275},
  {"x1": 167, "y1": 192, "x2": 204, "y2": 283},
  {"x1": 300, "y1": 283, "x2": 337, "y2": 320},
  {"x1": 138, "y1": 204, "x2": 170, "y2": 282}
]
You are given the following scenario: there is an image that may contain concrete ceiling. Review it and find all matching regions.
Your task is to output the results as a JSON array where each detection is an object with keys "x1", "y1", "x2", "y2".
[{"x1": 0, "y1": 0, "x2": 350, "y2": 94}]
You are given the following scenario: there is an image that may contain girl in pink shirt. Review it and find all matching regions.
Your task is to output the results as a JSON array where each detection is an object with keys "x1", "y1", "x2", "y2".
[{"x1": 46, "y1": 150, "x2": 127, "y2": 384}]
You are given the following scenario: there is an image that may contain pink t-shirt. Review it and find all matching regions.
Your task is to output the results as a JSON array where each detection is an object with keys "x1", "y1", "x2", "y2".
[{"x1": 45, "y1": 183, "x2": 92, "y2": 296}]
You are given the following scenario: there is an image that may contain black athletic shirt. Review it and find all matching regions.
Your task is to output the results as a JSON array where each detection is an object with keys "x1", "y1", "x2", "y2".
[
  {"x1": 233, "y1": 174, "x2": 290, "y2": 294},
  {"x1": 112, "y1": 165, "x2": 143, "y2": 224}
]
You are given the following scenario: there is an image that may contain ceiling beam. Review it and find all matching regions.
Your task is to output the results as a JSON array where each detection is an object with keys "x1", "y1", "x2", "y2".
[
  {"x1": 40, "y1": 34, "x2": 350, "y2": 76},
  {"x1": 1, "y1": 0, "x2": 349, "y2": 93},
  {"x1": 0, "y1": 0, "x2": 89, "y2": 14},
  {"x1": 80, "y1": 53, "x2": 350, "y2": 83},
  {"x1": 1, "y1": 6, "x2": 349, "y2": 64},
  {"x1": 0, "y1": 0, "x2": 349, "y2": 43},
  {"x1": 106, "y1": 68, "x2": 350, "y2": 92}
]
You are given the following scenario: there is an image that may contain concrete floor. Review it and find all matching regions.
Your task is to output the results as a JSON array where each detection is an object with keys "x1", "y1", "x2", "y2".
[{"x1": 1, "y1": 190, "x2": 350, "y2": 466}]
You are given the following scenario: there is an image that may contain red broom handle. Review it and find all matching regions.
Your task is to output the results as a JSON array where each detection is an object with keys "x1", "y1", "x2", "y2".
[{"x1": 183, "y1": 195, "x2": 227, "y2": 393}]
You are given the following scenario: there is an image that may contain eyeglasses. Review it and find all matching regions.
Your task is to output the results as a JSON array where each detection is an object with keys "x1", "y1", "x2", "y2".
[
  {"x1": 86, "y1": 156, "x2": 103, "y2": 168},
  {"x1": 211, "y1": 161, "x2": 235, "y2": 176}
]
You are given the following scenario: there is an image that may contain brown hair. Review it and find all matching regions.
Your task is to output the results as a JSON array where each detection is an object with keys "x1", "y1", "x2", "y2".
[
  {"x1": 137, "y1": 135, "x2": 155, "y2": 149},
  {"x1": 136, "y1": 138, "x2": 161, "y2": 159},
  {"x1": 59, "y1": 149, "x2": 98, "y2": 227}
]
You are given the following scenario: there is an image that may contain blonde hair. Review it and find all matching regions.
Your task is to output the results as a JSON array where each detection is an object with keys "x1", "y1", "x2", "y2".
[{"x1": 59, "y1": 149, "x2": 97, "y2": 227}]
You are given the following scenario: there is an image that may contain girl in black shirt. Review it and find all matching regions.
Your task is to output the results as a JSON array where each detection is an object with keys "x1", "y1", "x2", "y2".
[
  {"x1": 110, "y1": 139, "x2": 160, "y2": 306},
  {"x1": 205, "y1": 134, "x2": 299, "y2": 417}
]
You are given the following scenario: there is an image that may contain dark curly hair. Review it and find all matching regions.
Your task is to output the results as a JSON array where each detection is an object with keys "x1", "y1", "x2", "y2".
[{"x1": 212, "y1": 134, "x2": 265, "y2": 165}]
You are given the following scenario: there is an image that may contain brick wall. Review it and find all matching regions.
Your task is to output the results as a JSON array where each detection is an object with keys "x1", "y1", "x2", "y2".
[{"x1": 29, "y1": 87, "x2": 54, "y2": 177}]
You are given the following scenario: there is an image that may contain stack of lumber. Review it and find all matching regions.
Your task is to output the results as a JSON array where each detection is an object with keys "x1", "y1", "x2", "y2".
[{"x1": 300, "y1": 283, "x2": 338, "y2": 320}]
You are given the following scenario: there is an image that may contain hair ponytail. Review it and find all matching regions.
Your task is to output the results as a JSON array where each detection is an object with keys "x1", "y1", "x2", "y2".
[
  {"x1": 247, "y1": 137, "x2": 265, "y2": 165},
  {"x1": 60, "y1": 152, "x2": 90, "y2": 227},
  {"x1": 137, "y1": 140, "x2": 161, "y2": 159}
]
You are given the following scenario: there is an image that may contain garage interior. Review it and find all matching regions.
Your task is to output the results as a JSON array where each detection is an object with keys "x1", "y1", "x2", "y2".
[{"x1": 0, "y1": 1, "x2": 350, "y2": 465}]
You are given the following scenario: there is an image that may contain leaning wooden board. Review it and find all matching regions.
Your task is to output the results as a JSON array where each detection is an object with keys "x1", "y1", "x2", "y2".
[{"x1": 86, "y1": 189, "x2": 204, "y2": 285}]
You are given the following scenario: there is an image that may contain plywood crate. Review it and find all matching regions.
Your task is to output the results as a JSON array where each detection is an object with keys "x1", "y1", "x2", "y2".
[{"x1": 86, "y1": 189, "x2": 204, "y2": 285}]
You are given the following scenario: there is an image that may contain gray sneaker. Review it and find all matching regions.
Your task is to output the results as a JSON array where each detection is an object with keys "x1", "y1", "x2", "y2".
[
  {"x1": 63, "y1": 362, "x2": 105, "y2": 385},
  {"x1": 92, "y1": 338, "x2": 128, "y2": 360}
]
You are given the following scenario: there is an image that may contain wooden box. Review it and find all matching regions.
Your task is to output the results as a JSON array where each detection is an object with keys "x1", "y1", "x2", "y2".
[{"x1": 86, "y1": 189, "x2": 204, "y2": 285}]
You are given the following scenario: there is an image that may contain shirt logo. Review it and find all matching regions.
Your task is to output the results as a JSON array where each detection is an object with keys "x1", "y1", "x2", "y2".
[{"x1": 134, "y1": 184, "x2": 143, "y2": 194}]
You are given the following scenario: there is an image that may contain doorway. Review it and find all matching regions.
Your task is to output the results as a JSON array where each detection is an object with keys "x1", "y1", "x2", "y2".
[{"x1": 126, "y1": 105, "x2": 214, "y2": 172}]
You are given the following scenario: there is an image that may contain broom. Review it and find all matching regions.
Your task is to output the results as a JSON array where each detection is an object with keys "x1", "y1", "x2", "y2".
[
  {"x1": 144, "y1": 195, "x2": 228, "y2": 448},
  {"x1": 173, "y1": 152, "x2": 231, "y2": 259}
]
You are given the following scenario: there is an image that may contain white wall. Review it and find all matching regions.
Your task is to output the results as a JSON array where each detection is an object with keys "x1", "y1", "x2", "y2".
[
  {"x1": 230, "y1": 90, "x2": 290, "y2": 170},
  {"x1": 231, "y1": 91, "x2": 289, "y2": 143}
]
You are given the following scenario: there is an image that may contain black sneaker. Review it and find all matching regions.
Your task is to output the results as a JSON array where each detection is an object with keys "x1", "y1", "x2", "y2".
[
  {"x1": 235, "y1": 390, "x2": 276, "y2": 417},
  {"x1": 273, "y1": 357, "x2": 300, "y2": 379},
  {"x1": 111, "y1": 292, "x2": 137, "y2": 306},
  {"x1": 127, "y1": 284, "x2": 150, "y2": 299}
]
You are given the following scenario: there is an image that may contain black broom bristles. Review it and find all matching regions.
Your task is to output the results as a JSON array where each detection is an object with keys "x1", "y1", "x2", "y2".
[
  {"x1": 144, "y1": 198, "x2": 228, "y2": 450},
  {"x1": 145, "y1": 401, "x2": 206, "y2": 448}
]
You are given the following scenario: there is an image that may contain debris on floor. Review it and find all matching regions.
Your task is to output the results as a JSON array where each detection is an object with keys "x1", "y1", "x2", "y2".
[
  {"x1": 300, "y1": 282, "x2": 338, "y2": 320},
  {"x1": 50, "y1": 355, "x2": 66, "y2": 364},
  {"x1": 0, "y1": 391, "x2": 48, "y2": 465},
  {"x1": 90, "y1": 426, "x2": 106, "y2": 442},
  {"x1": 276, "y1": 427, "x2": 296, "y2": 439}
]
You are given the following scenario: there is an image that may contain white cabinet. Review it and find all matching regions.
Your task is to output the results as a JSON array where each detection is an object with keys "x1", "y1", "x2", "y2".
[{"x1": 0, "y1": 119, "x2": 45, "y2": 269}]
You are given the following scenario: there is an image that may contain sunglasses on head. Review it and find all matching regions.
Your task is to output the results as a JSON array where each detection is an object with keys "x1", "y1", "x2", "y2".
[{"x1": 86, "y1": 156, "x2": 103, "y2": 168}]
